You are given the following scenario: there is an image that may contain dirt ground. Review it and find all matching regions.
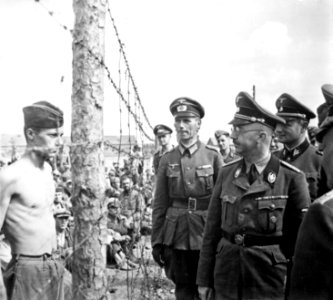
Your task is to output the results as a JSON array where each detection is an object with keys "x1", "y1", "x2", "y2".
[{"x1": 106, "y1": 235, "x2": 175, "y2": 300}]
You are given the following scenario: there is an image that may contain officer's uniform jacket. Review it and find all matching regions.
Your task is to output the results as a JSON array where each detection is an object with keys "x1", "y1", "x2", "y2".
[
  {"x1": 196, "y1": 155, "x2": 310, "y2": 299},
  {"x1": 290, "y1": 190, "x2": 333, "y2": 300},
  {"x1": 275, "y1": 139, "x2": 322, "y2": 201},
  {"x1": 152, "y1": 141, "x2": 223, "y2": 250},
  {"x1": 222, "y1": 149, "x2": 240, "y2": 164},
  {"x1": 152, "y1": 147, "x2": 173, "y2": 174}
]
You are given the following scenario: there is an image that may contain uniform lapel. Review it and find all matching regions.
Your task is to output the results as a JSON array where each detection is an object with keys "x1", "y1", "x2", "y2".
[
  {"x1": 232, "y1": 160, "x2": 249, "y2": 191},
  {"x1": 239, "y1": 155, "x2": 280, "y2": 198}
]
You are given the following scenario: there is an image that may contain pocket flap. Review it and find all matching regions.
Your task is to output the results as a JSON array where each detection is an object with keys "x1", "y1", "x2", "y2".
[
  {"x1": 196, "y1": 166, "x2": 214, "y2": 177},
  {"x1": 258, "y1": 199, "x2": 286, "y2": 210},
  {"x1": 167, "y1": 164, "x2": 180, "y2": 177}
]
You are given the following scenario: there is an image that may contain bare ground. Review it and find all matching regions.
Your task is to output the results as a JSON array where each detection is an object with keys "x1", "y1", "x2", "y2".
[{"x1": 106, "y1": 236, "x2": 175, "y2": 300}]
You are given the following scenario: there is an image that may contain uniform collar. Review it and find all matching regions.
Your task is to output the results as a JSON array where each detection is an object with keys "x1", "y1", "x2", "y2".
[
  {"x1": 179, "y1": 140, "x2": 201, "y2": 156},
  {"x1": 282, "y1": 138, "x2": 310, "y2": 162},
  {"x1": 233, "y1": 154, "x2": 280, "y2": 190},
  {"x1": 158, "y1": 145, "x2": 174, "y2": 157},
  {"x1": 244, "y1": 153, "x2": 271, "y2": 174}
]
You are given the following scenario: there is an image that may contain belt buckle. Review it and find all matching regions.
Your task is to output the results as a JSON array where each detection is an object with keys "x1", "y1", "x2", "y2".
[
  {"x1": 188, "y1": 197, "x2": 197, "y2": 210},
  {"x1": 234, "y1": 234, "x2": 245, "y2": 246}
]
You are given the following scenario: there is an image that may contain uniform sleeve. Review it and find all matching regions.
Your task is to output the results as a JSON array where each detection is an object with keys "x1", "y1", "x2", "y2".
[
  {"x1": 151, "y1": 154, "x2": 170, "y2": 247},
  {"x1": 317, "y1": 167, "x2": 330, "y2": 197},
  {"x1": 289, "y1": 201, "x2": 333, "y2": 300},
  {"x1": 196, "y1": 168, "x2": 223, "y2": 287},
  {"x1": 213, "y1": 152, "x2": 223, "y2": 183},
  {"x1": 282, "y1": 171, "x2": 310, "y2": 258}
]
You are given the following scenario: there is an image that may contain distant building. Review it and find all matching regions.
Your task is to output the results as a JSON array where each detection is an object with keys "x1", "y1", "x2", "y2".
[{"x1": 0, "y1": 134, "x2": 154, "y2": 167}]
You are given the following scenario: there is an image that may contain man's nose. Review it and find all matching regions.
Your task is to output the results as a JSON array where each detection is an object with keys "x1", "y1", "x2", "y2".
[{"x1": 275, "y1": 124, "x2": 283, "y2": 134}]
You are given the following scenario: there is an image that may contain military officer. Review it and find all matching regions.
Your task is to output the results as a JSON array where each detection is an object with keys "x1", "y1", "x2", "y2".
[
  {"x1": 152, "y1": 124, "x2": 173, "y2": 174},
  {"x1": 196, "y1": 92, "x2": 310, "y2": 300},
  {"x1": 152, "y1": 97, "x2": 223, "y2": 300},
  {"x1": 289, "y1": 83, "x2": 333, "y2": 300},
  {"x1": 274, "y1": 93, "x2": 322, "y2": 201},
  {"x1": 214, "y1": 129, "x2": 240, "y2": 163}
]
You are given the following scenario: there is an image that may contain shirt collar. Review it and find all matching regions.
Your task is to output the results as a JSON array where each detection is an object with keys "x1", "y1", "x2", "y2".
[{"x1": 245, "y1": 153, "x2": 271, "y2": 174}]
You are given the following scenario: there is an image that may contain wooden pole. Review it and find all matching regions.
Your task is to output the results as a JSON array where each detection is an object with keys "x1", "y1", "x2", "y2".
[{"x1": 71, "y1": 0, "x2": 107, "y2": 299}]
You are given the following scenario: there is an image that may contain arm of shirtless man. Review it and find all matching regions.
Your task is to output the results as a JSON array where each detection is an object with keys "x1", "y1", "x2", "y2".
[{"x1": 0, "y1": 168, "x2": 12, "y2": 300}]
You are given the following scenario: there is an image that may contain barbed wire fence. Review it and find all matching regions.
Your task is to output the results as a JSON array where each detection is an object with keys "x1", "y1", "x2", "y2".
[{"x1": 6, "y1": 1, "x2": 176, "y2": 300}]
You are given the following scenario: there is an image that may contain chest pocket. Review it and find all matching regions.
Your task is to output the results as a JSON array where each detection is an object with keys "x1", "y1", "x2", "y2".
[
  {"x1": 257, "y1": 197, "x2": 287, "y2": 233},
  {"x1": 167, "y1": 164, "x2": 181, "y2": 197},
  {"x1": 196, "y1": 165, "x2": 214, "y2": 193},
  {"x1": 221, "y1": 195, "x2": 237, "y2": 229}
]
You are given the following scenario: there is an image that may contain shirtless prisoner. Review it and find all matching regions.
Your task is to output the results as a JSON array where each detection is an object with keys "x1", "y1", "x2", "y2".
[{"x1": 0, "y1": 101, "x2": 71, "y2": 300}]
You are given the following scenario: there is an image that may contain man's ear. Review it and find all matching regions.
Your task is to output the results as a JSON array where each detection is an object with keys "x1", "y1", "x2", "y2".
[
  {"x1": 258, "y1": 131, "x2": 267, "y2": 141},
  {"x1": 25, "y1": 128, "x2": 36, "y2": 142}
]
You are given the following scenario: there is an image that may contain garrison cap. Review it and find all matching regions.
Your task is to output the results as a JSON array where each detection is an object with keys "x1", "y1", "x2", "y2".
[
  {"x1": 23, "y1": 101, "x2": 64, "y2": 129},
  {"x1": 153, "y1": 124, "x2": 173, "y2": 136},
  {"x1": 215, "y1": 130, "x2": 230, "y2": 139},
  {"x1": 170, "y1": 97, "x2": 205, "y2": 119},
  {"x1": 229, "y1": 91, "x2": 285, "y2": 130},
  {"x1": 275, "y1": 93, "x2": 316, "y2": 120},
  {"x1": 316, "y1": 84, "x2": 333, "y2": 142}
]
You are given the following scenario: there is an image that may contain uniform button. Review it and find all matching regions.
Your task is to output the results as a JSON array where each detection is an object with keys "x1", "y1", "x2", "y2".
[
  {"x1": 188, "y1": 210, "x2": 192, "y2": 214},
  {"x1": 270, "y1": 203, "x2": 276, "y2": 210},
  {"x1": 186, "y1": 167, "x2": 191, "y2": 170},
  {"x1": 188, "y1": 182, "x2": 191, "y2": 185},
  {"x1": 270, "y1": 216, "x2": 277, "y2": 223}
]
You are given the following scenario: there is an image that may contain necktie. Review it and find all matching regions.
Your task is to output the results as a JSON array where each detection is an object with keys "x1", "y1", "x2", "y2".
[{"x1": 248, "y1": 164, "x2": 258, "y2": 184}]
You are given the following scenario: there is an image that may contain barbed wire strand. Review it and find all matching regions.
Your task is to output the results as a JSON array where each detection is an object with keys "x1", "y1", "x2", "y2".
[
  {"x1": 117, "y1": 48, "x2": 123, "y2": 163},
  {"x1": 35, "y1": 0, "x2": 155, "y2": 143},
  {"x1": 106, "y1": 3, "x2": 154, "y2": 131},
  {"x1": 126, "y1": 70, "x2": 132, "y2": 150}
]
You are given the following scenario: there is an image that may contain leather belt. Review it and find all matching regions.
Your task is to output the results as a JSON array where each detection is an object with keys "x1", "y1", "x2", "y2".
[
  {"x1": 171, "y1": 196, "x2": 210, "y2": 210},
  {"x1": 14, "y1": 253, "x2": 52, "y2": 260},
  {"x1": 222, "y1": 230, "x2": 282, "y2": 247}
]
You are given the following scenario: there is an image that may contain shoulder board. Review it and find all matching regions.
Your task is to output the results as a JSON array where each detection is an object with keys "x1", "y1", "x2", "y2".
[
  {"x1": 280, "y1": 160, "x2": 301, "y2": 173},
  {"x1": 314, "y1": 190, "x2": 333, "y2": 205},
  {"x1": 205, "y1": 144, "x2": 220, "y2": 153},
  {"x1": 223, "y1": 157, "x2": 242, "y2": 167},
  {"x1": 156, "y1": 147, "x2": 175, "y2": 156}
]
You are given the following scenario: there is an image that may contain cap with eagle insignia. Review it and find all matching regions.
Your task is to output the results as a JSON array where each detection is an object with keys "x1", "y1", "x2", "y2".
[
  {"x1": 229, "y1": 91, "x2": 285, "y2": 130},
  {"x1": 153, "y1": 124, "x2": 173, "y2": 136},
  {"x1": 316, "y1": 84, "x2": 333, "y2": 142},
  {"x1": 170, "y1": 97, "x2": 205, "y2": 119},
  {"x1": 275, "y1": 93, "x2": 316, "y2": 120}
]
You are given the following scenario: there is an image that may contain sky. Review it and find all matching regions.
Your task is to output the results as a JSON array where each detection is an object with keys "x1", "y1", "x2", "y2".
[{"x1": 0, "y1": 0, "x2": 332, "y2": 144}]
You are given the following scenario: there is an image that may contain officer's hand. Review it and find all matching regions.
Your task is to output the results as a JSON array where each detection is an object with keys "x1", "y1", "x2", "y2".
[
  {"x1": 198, "y1": 286, "x2": 213, "y2": 300},
  {"x1": 152, "y1": 244, "x2": 165, "y2": 267}
]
